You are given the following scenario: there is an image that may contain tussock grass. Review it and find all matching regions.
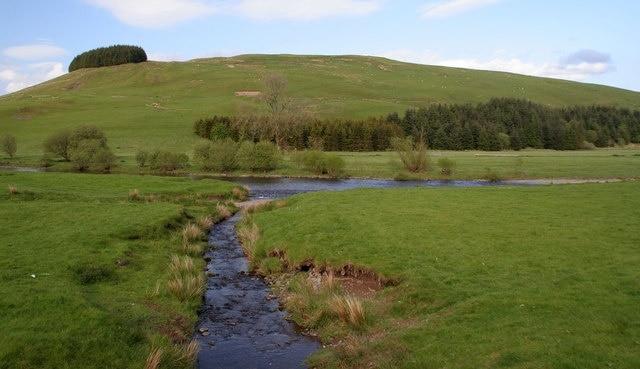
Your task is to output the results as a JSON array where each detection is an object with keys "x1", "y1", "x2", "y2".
[
  {"x1": 196, "y1": 216, "x2": 214, "y2": 231},
  {"x1": 331, "y1": 295, "x2": 367, "y2": 329},
  {"x1": 144, "y1": 348, "x2": 163, "y2": 369},
  {"x1": 167, "y1": 255, "x2": 205, "y2": 301},
  {"x1": 181, "y1": 223, "x2": 203, "y2": 243},
  {"x1": 129, "y1": 188, "x2": 140, "y2": 200},
  {"x1": 216, "y1": 203, "x2": 233, "y2": 219},
  {"x1": 7, "y1": 184, "x2": 17, "y2": 194},
  {"x1": 237, "y1": 222, "x2": 260, "y2": 263}
]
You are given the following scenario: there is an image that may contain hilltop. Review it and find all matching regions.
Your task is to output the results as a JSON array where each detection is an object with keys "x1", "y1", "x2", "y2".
[{"x1": 1, "y1": 54, "x2": 639, "y2": 155}]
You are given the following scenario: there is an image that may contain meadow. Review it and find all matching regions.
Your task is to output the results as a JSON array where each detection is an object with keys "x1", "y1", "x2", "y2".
[
  {"x1": 244, "y1": 181, "x2": 640, "y2": 368},
  {"x1": 0, "y1": 171, "x2": 242, "y2": 369}
]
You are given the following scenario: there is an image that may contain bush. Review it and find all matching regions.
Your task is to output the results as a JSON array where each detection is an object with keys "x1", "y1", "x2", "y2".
[
  {"x1": 391, "y1": 136, "x2": 429, "y2": 173},
  {"x1": 293, "y1": 150, "x2": 346, "y2": 178},
  {"x1": 148, "y1": 150, "x2": 189, "y2": 171},
  {"x1": 193, "y1": 139, "x2": 238, "y2": 172},
  {"x1": 236, "y1": 141, "x2": 281, "y2": 172},
  {"x1": 69, "y1": 139, "x2": 116, "y2": 171},
  {"x1": 1, "y1": 133, "x2": 17, "y2": 158},
  {"x1": 135, "y1": 150, "x2": 148, "y2": 167},
  {"x1": 43, "y1": 129, "x2": 72, "y2": 161},
  {"x1": 437, "y1": 157, "x2": 456, "y2": 175}
]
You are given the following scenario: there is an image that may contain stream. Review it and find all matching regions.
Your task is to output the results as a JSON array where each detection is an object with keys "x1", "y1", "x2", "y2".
[{"x1": 195, "y1": 177, "x2": 517, "y2": 369}]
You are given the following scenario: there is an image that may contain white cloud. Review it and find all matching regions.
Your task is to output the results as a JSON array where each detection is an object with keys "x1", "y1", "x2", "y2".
[
  {"x1": 383, "y1": 49, "x2": 614, "y2": 82},
  {"x1": 86, "y1": 0, "x2": 218, "y2": 28},
  {"x1": 421, "y1": 0, "x2": 502, "y2": 19},
  {"x1": 1, "y1": 61, "x2": 65, "y2": 94},
  {"x1": 235, "y1": 0, "x2": 381, "y2": 20},
  {"x1": 3, "y1": 44, "x2": 68, "y2": 60}
]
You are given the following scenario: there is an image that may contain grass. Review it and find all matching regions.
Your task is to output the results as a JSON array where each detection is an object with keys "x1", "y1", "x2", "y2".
[
  {"x1": 1, "y1": 54, "x2": 639, "y2": 159},
  {"x1": 245, "y1": 181, "x2": 640, "y2": 368},
  {"x1": 0, "y1": 171, "x2": 240, "y2": 369}
]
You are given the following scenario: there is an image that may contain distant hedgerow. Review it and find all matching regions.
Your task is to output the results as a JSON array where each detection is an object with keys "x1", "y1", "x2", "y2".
[{"x1": 69, "y1": 45, "x2": 147, "y2": 72}]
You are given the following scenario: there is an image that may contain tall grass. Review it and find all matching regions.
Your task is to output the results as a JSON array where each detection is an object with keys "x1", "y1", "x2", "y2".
[{"x1": 167, "y1": 255, "x2": 205, "y2": 302}]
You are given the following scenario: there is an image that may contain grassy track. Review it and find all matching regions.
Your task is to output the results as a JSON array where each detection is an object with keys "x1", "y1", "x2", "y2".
[
  {"x1": 247, "y1": 181, "x2": 640, "y2": 368},
  {"x1": 0, "y1": 171, "x2": 240, "y2": 369}
]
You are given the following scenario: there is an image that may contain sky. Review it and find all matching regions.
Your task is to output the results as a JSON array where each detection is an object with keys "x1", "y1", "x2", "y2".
[{"x1": 1, "y1": 0, "x2": 639, "y2": 95}]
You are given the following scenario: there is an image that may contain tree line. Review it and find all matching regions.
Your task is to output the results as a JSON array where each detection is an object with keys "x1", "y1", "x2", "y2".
[
  {"x1": 398, "y1": 98, "x2": 640, "y2": 151},
  {"x1": 195, "y1": 98, "x2": 640, "y2": 151},
  {"x1": 194, "y1": 115, "x2": 403, "y2": 152},
  {"x1": 69, "y1": 45, "x2": 147, "y2": 72}
]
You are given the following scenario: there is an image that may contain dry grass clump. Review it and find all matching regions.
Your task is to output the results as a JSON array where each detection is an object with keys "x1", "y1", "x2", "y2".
[
  {"x1": 331, "y1": 295, "x2": 367, "y2": 329},
  {"x1": 129, "y1": 188, "x2": 140, "y2": 200},
  {"x1": 8, "y1": 185, "x2": 18, "y2": 195},
  {"x1": 176, "y1": 340, "x2": 199, "y2": 362},
  {"x1": 237, "y1": 222, "x2": 260, "y2": 263},
  {"x1": 181, "y1": 223, "x2": 203, "y2": 243},
  {"x1": 216, "y1": 203, "x2": 233, "y2": 219},
  {"x1": 232, "y1": 186, "x2": 248, "y2": 200},
  {"x1": 197, "y1": 216, "x2": 214, "y2": 231},
  {"x1": 167, "y1": 255, "x2": 204, "y2": 301},
  {"x1": 144, "y1": 347, "x2": 163, "y2": 369}
]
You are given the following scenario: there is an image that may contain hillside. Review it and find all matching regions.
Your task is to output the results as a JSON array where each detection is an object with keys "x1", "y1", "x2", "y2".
[{"x1": 1, "y1": 54, "x2": 639, "y2": 156}]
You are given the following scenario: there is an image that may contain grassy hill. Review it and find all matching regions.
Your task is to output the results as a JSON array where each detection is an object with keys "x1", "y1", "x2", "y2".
[{"x1": 1, "y1": 54, "x2": 639, "y2": 157}]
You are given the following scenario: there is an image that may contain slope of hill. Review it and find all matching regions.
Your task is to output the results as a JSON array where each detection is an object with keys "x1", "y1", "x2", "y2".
[{"x1": 1, "y1": 54, "x2": 639, "y2": 155}]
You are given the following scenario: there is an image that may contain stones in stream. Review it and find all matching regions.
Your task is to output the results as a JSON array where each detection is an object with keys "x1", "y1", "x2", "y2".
[{"x1": 196, "y1": 212, "x2": 319, "y2": 369}]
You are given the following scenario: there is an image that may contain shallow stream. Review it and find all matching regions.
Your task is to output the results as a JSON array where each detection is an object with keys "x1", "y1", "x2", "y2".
[{"x1": 195, "y1": 177, "x2": 517, "y2": 368}]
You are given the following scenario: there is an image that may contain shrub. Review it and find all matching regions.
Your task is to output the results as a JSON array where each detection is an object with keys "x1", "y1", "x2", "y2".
[
  {"x1": 193, "y1": 139, "x2": 237, "y2": 172},
  {"x1": 236, "y1": 140, "x2": 281, "y2": 172},
  {"x1": 135, "y1": 150, "x2": 148, "y2": 167},
  {"x1": 391, "y1": 136, "x2": 429, "y2": 173},
  {"x1": 43, "y1": 129, "x2": 71, "y2": 161},
  {"x1": 293, "y1": 150, "x2": 345, "y2": 178},
  {"x1": 484, "y1": 167, "x2": 503, "y2": 182},
  {"x1": 1, "y1": 133, "x2": 17, "y2": 158},
  {"x1": 69, "y1": 139, "x2": 116, "y2": 171},
  {"x1": 437, "y1": 157, "x2": 456, "y2": 175},
  {"x1": 148, "y1": 150, "x2": 189, "y2": 171}
]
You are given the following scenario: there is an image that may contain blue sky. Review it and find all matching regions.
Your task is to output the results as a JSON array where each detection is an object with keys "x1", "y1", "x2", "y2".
[{"x1": 1, "y1": 0, "x2": 638, "y2": 95}]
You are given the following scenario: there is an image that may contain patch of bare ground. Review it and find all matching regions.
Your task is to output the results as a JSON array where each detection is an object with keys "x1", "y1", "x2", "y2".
[
  {"x1": 265, "y1": 251, "x2": 397, "y2": 300},
  {"x1": 235, "y1": 90, "x2": 262, "y2": 97}
]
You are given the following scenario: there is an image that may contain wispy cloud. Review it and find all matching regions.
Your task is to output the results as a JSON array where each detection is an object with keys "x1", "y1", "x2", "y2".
[
  {"x1": 1, "y1": 44, "x2": 68, "y2": 94},
  {"x1": 3, "y1": 44, "x2": 68, "y2": 61},
  {"x1": 235, "y1": 0, "x2": 381, "y2": 21},
  {"x1": 0, "y1": 61, "x2": 65, "y2": 94},
  {"x1": 86, "y1": 0, "x2": 218, "y2": 28},
  {"x1": 383, "y1": 48, "x2": 614, "y2": 82},
  {"x1": 421, "y1": 0, "x2": 502, "y2": 19}
]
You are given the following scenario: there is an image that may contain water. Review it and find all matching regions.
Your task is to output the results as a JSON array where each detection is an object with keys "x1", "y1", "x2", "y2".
[{"x1": 196, "y1": 213, "x2": 319, "y2": 369}]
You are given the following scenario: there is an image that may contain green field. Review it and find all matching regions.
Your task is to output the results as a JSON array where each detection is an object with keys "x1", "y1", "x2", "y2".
[
  {"x1": 245, "y1": 182, "x2": 640, "y2": 368},
  {"x1": 1, "y1": 54, "x2": 640, "y2": 368},
  {"x1": 0, "y1": 171, "x2": 241, "y2": 369},
  {"x1": 1, "y1": 54, "x2": 639, "y2": 158}
]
